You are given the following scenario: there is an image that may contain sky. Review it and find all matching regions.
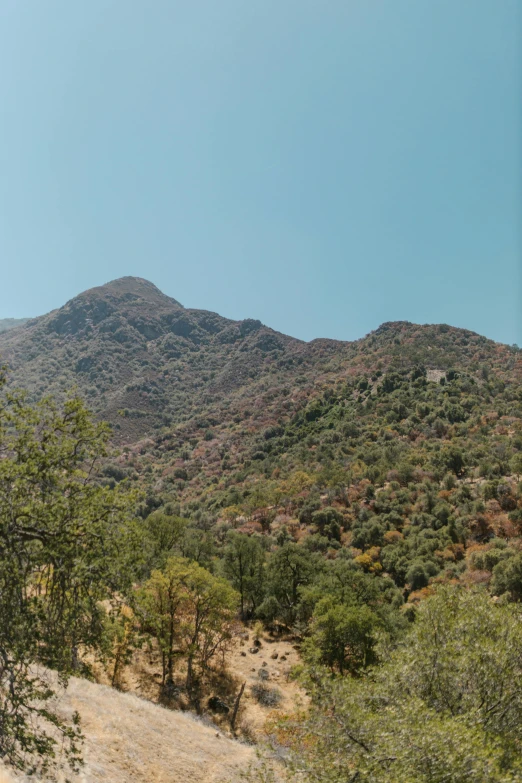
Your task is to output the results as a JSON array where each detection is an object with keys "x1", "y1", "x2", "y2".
[{"x1": 0, "y1": 1, "x2": 520, "y2": 345}]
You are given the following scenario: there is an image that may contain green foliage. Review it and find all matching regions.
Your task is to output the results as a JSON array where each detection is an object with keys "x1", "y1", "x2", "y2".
[
  {"x1": 272, "y1": 587, "x2": 522, "y2": 782},
  {"x1": 311, "y1": 506, "x2": 344, "y2": 541},
  {"x1": 222, "y1": 532, "x2": 266, "y2": 619},
  {"x1": 510, "y1": 453, "x2": 522, "y2": 480},
  {"x1": 491, "y1": 553, "x2": 522, "y2": 600},
  {"x1": 4, "y1": 282, "x2": 522, "y2": 775},
  {"x1": 302, "y1": 597, "x2": 378, "y2": 674},
  {"x1": 141, "y1": 510, "x2": 188, "y2": 571},
  {"x1": 135, "y1": 557, "x2": 239, "y2": 693},
  {"x1": 0, "y1": 381, "x2": 137, "y2": 772},
  {"x1": 101, "y1": 604, "x2": 139, "y2": 688},
  {"x1": 258, "y1": 544, "x2": 319, "y2": 628}
]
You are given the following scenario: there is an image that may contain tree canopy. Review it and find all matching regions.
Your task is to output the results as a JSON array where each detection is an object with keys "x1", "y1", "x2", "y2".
[
  {"x1": 268, "y1": 587, "x2": 522, "y2": 783},
  {"x1": 0, "y1": 378, "x2": 137, "y2": 772}
]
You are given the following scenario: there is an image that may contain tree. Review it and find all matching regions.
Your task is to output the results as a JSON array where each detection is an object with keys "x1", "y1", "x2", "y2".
[
  {"x1": 437, "y1": 445, "x2": 465, "y2": 477},
  {"x1": 265, "y1": 587, "x2": 522, "y2": 783},
  {"x1": 141, "y1": 510, "x2": 188, "y2": 571},
  {"x1": 491, "y1": 553, "x2": 522, "y2": 601},
  {"x1": 510, "y1": 453, "x2": 522, "y2": 481},
  {"x1": 101, "y1": 604, "x2": 138, "y2": 688},
  {"x1": 179, "y1": 527, "x2": 215, "y2": 570},
  {"x1": 260, "y1": 543, "x2": 319, "y2": 628},
  {"x1": 176, "y1": 560, "x2": 239, "y2": 693},
  {"x1": 222, "y1": 531, "x2": 265, "y2": 619},
  {"x1": 0, "y1": 381, "x2": 137, "y2": 773},
  {"x1": 311, "y1": 507, "x2": 343, "y2": 541},
  {"x1": 405, "y1": 560, "x2": 430, "y2": 590},
  {"x1": 302, "y1": 597, "x2": 378, "y2": 674},
  {"x1": 136, "y1": 559, "x2": 188, "y2": 686},
  {"x1": 136, "y1": 557, "x2": 239, "y2": 694}
]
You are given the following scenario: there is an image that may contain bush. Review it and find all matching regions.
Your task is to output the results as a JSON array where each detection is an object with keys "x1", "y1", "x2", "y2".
[
  {"x1": 251, "y1": 683, "x2": 282, "y2": 707},
  {"x1": 276, "y1": 588, "x2": 522, "y2": 782}
]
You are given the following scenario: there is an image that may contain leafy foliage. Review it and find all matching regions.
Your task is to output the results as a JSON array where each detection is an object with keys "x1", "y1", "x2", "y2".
[
  {"x1": 269, "y1": 588, "x2": 522, "y2": 782},
  {"x1": 3, "y1": 279, "x2": 522, "y2": 770},
  {"x1": 0, "y1": 377, "x2": 137, "y2": 772},
  {"x1": 135, "y1": 557, "x2": 238, "y2": 693}
]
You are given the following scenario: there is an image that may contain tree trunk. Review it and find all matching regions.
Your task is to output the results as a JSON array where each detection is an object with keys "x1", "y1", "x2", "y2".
[
  {"x1": 230, "y1": 682, "x2": 246, "y2": 735},
  {"x1": 186, "y1": 654, "x2": 194, "y2": 693}
]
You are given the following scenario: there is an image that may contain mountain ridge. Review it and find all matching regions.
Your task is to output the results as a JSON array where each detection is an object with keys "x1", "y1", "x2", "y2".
[{"x1": 0, "y1": 278, "x2": 520, "y2": 447}]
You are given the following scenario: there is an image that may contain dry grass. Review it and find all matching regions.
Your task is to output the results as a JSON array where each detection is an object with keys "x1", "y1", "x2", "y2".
[
  {"x1": 224, "y1": 632, "x2": 306, "y2": 737},
  {"x1": 4, "y1": 675, "x2": 254, "y2": 783},
  {"x1": 94, "y1": 627, "x2": 305, "y2": 742},
  {"x1": 0, "y1": 630, "x2": 304, "y2": 781}
]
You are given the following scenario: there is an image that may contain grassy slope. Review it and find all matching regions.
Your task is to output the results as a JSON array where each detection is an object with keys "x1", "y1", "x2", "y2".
[{"x1": 3, "y1": 675, "x2": 252, "y2": 783}]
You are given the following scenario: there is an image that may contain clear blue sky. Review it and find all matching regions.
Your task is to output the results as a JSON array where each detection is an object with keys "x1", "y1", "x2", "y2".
[{"x1": 1, "y1": 1, "x2": 520, "y2": 345}]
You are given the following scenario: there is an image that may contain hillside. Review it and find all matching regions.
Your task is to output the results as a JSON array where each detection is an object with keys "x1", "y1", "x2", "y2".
[
  {"x1": 0, "y1": 277, "x2": 304, "y2": 441},
  {"x1": 2, "y1": 675, "x2": 253, "y2": 783},
  {"x1": 1, "y1": 276, "x2": 521, "y2": 525},
  {"x1": 0, "y1": 318, "x2": 29, "y2": 334},
  {"x1": 0, "y1": 278, "x2": 520, "y2": 449},
  {"x1": 1, "y1": 279, "x2": 522, "y2": 781}
]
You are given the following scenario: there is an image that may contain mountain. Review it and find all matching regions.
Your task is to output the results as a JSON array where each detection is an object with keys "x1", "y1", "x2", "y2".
[
  {"x1": 0, "y1": 318, "x2": 29, "y2": 334},
  {"x1": 0, "y1": 276, "x2": 303, "y2": 441},
  {"x1": 1, "y1": 275, "x2": 521, "y2": 517},
  {"x1": 1, "y1": 277, "x2": 519, "y2": 447},
  {"x1": 2, "y1": 277, "x2": 522, "y2": 780}
]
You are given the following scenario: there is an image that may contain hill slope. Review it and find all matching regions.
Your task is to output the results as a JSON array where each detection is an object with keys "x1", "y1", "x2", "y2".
[
  {"x1": 0, "y1": 277, "x2": 304, "y2": 441},
  {"x1": 1, "y1": 278, "x2": 522, "y2": 781},
  {"x1": 0, "y1": 318, "x2": 29, "y2": 334},
  {"x1": 0, "y1": 277, "x2": 520, "y2": 448},
  {"x1": 5, "y1": 675, "x2": 252, "y2": 783},
  {"x1": 1, "y1": 277, "x2": 521, "y2": 517}
]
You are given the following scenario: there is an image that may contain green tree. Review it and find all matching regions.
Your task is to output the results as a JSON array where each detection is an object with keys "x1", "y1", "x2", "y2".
[
  {"x1": 433, "y1": 445, "x2": 465, "y2": 477},
  {"x1": 136, "y1": 559, "x2": 189, "y2": 686},
  {"x1": 302, "y1": 597, "x2": 378, "y2": 674},
  {"x1": 222, "y1": 531, "x2": 265, "y2": 619},
  {"x1": 176, "y1": 560, "x2": 239, "y2": 692},
  {"x1": 491, "y1": 552, "x2": 522, "y2": 601},
  {"x1": 101, "y1": 604, "x2": 138, "y2": 688},
  {"x1": 136, "y1": 557, "x2": 239, "y2": 694},
  {"x1": 141, "y1": 510, "x2": 188, "y2": 571},
  {"x1": 311, "y1": 507, "x2": 343, "y2": 541},
  {"x1": 0, "y1": 382, "x2": 136, "y2": 773},
  {"x1": 260, "y1": 543, "x2": 319, "y2": 628},
  {"x1": 267, "y1": 587, "x2": 522, "y2": 783},
  {"x1": 510, "y1": 453, "x2": 522, "y2": 481}
]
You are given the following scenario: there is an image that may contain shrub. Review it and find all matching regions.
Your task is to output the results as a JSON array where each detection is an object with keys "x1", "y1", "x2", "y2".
[{"x1": 251, "y1": 683, "x2": 282, "y2": 707}]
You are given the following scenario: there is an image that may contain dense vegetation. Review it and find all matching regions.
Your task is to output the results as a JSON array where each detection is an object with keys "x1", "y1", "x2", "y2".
[
  {"x1": 135, "y1": 356, "x2": 522, "y2": 635},
  {"x1": 263, "y1": 588, "x2": 522, "y2": 782},
  {"x1": 0, "y1": 376, "x2": 137, "y2": 773},
  {"x1": 1, "y1": 278, "x2": 522, "y2": 778}
]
